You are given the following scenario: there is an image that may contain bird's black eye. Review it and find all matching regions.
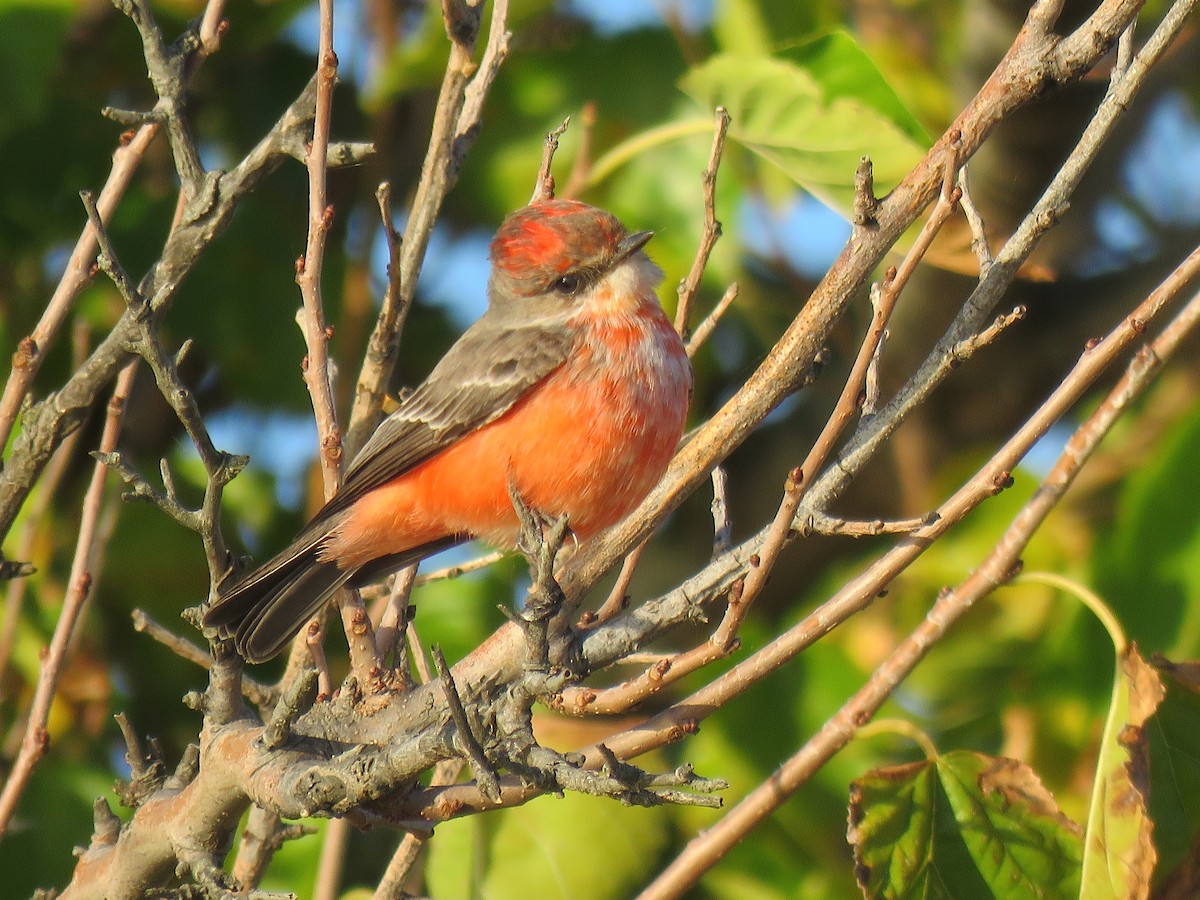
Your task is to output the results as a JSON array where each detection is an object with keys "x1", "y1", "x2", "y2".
[{"x1": 553, "y1": 273, "x2": 582, "y2": 295}]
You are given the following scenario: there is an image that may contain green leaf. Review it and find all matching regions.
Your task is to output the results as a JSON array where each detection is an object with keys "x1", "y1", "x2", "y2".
[
  {"x1": 680, "y1": 32, "x2": 930, "y2": 217},
  {"x1": 780, "y1": 32, "x2": 930, "y2": 148},
  {"x1": 1094, "y1": 403, "x2": 1200, "y2": 657},
  {"x1": 713, "y1": 0, "x2": 839, "y2": 56},
  {"x1": 849, "y1": 750, "x2": 1083, "y2": 899},
  {"x1": 425, "y1": 789, "x2": 670, "y2": 899},
  {"x1": 1142, "y1": 655, "x2": 1200, "y2": 885},
  {"x1": 1080, "y1": 645, "x2": 1162, "y2": 899}
]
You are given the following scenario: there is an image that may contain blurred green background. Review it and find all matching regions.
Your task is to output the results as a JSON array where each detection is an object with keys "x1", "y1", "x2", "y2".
[{"x1": 3, "y1": 0, "x2": 1200, "y2": 895}]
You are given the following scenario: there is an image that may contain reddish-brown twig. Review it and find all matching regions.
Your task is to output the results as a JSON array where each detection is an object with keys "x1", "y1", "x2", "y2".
[
  {"x1": 0, "y1": 127, "x2": 157, "y2": 456},
  {"x1": 0, "y1": 361, "x2": 137, "y2": 837},
  {"x1": 294, "y1": 0, "x2": 379, "y2": 679}
]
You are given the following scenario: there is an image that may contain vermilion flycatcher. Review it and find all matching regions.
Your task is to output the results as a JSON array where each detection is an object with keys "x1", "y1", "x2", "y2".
[{"x1": 204, "y1": 199, "x2": 693, "y2": 662}]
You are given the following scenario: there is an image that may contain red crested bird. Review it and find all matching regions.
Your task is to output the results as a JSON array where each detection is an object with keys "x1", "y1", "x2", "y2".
[{"x1": 204, "y1": 199, "x2": 693, "y2": 662}]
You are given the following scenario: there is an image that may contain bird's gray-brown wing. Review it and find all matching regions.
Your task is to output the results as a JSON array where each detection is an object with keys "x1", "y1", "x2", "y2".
[
  {"x1": 204, "y1": 318, "x2": 572, "y2": 663},
  {"x1": 316, "y1": 318, "x2": 573, "y2": 524}
]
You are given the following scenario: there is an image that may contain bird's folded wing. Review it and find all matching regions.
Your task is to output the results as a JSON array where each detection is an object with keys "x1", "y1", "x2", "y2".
[{"x1": 317, "y1": 320, "x2": 573, "y2": 522}]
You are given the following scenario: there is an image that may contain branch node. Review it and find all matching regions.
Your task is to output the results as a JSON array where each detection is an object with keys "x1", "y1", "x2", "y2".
[
  {"x1": 263, "y1": 667, "x2": 318, "y2": 750},
  {"x1": 433, "y1": 645, "x2": 501, "y2": 803},
  {"x1": 852, "y1": 156, "x2": 878, "y2": 226},
  {"x1": 90, "y1": 795, "x2": 121, "y2": 848}
]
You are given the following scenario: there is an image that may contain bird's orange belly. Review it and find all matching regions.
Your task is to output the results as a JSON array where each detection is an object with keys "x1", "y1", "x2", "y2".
[{"x1": 323, "y1": 332, "x2": 689, "y2": 569}]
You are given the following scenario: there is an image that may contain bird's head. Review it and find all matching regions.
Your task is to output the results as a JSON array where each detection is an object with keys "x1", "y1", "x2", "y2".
[{"x1": 487, "y1": 200, "x2": 662, "y2": 319}]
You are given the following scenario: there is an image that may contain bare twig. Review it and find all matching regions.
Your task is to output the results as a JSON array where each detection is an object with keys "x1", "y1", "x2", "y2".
[
  {"x1": 0, "y1": 0, "x2": 231, "y2": 457},
  {"x1": 560, "y1": 467, "x2": 802, "y2": 715},
  {"x1": 685, "y1": 282, "x2": 739, "y2": 358},
  {"x1": 803, "y1": 514, "x2": 934, "y2": 538},
  {"x1": 0, "y1": 74, "x2": 335, "y2": 546},
  {"x1": 297, "y1": 0, "x2": 342, "y2": 497},
  {"x1": 313, "y1": 818, "x2": 350, "y2": 900},
  {"x1": 130, "y1": 609, "x2": 274, "y2": 709},
  {"x1": 198, "y1": 0, "x2": 227, "y2": 56},
  {"x1": 81, "y1": 190, "x2": 241, "y2": 577},
  {"x1": 0, "y1": 125, "x2": 158, "y2": 458},
  {"x1": 591, "y1": 542, "x2": 649, "y2": 625},
  {"x1": 950, "y1": 305, "x2": 1028, "y2": 359},
  {"x1": 530, "y1": 116, "x2": 570, "y2": 203},
  {"x1": 375, "y1": 564, "x2": 418, "y2": 677},
  {"x1": 293, "y1": 0, "x2": 381, "y2": 682},
  {"x1": 416, "y1": 550, "x2": 507, "y2": 585},
  {"x1": 0, "y1": 325, "x2": 90, "y2": 684},
  {"x1": 0, "y1": 362, "x2": 137, "y2": 837},
  {"x1": 957, "y1": 170, "x2": 994, "y2": 273},
  {"x1": 434, "y1": 646, "x2": 500, "y2": 802},
  {"x1": 675, "y1": 106, "x2": 731, "y2": 339},
  {"x1": 600, "y1": 236, "x2": 1200, "y2": 765},
  {"x1": 373, "y1": 760, "x2": 463, "y2": 900},
  {"x1": 407, "y1": 620, "x2": 434, "y2": 685}
]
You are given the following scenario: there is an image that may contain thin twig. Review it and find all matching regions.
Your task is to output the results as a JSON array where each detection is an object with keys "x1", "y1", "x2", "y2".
[
  {"x1": 415, "y1": 549, "x2": 507, "y2": 585},
  {"x1": 0, "y1": 0, "x2": 230, "y2": 454},
  {"x1": 554, "y1": 0, "x2": 1159, "y2": 610},
  {"x1": 130, "y1": 609, "x2": 274, "y2": 709},
  {"x1": 685, "y1": 282, "x2": 739, "y2": 358},
  {"x1": 601, "y1": 236, "x2": 1200, "y2": 764},
  {"x1": 293, "y1": 0, "x2": 380, "y2": 681},
  {"x1": 433, "y1": 646, "x2": 500, "y2": 802},
  {"x1": 0, "y1": 122, "x2": 155, "y2": 456},
  {"x1": 957, "y1": 169, "x2": 994, "y2": 273},
  {"x1": 803, "y1": 514, "x2": 935, "y2": 538},
  {"x1": 375, "y1": 564, "x2": 418, "y2": 678},
  {"x1": 407, "y1": 620, "x2": 433, "y2": 685},
  {"x1": 0, "y1": 325, "x2": 90, "y2": 685},
  {"x1": 373, "y1": 759, "x2": 463, "y2": 900},
  {"x1": 675, "y1": 107, "x2": 731, "y2": 339},
  {"x1": 530, "y1": 116, "x2": 570, "y2": 203},
  {"x1": 313, "y1": 817, "x2": 350, "y2": 900},
  {"x1": 560, "y1": 467, "x2": 803, "y2": 715},
  {"x1": 0, "y1": 72, "x2": 333, "y2": 549},
  {"x1": 591, "y1": 541, "x2": 649, "y2": 625},
  {"x1": 297, "y1": 0, "x2": 341, "y2": 496},
  {"x1": 0, "y1": 362, "x2": 137, "y2": 837}
]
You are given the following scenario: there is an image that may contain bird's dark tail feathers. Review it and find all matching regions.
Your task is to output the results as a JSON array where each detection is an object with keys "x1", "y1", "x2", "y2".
[
  {"x1": 203, "y1": 528, "x2": 353, "y2": 663},
  {"x1": 203, "y1": 531, "x2": 465, "y2": 664}
]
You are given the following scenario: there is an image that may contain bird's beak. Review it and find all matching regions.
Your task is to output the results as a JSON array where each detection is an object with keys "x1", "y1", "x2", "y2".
[{"x1": 615, "y1": 230, "x2": 653, "y2": 264}]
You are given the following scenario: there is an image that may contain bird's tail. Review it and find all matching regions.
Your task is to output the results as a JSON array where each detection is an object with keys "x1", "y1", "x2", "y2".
[
  {"x1": 204, "y1": 528, "x2": 354, "y2": 664},
  {"x1": 204, "y1": 529, "x2": 465, "y2": 664}
]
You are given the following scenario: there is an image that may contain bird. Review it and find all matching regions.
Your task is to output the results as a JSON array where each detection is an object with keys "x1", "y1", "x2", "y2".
[{"x1": 203, "y1": 199, "x2": 694, "y2": 663}]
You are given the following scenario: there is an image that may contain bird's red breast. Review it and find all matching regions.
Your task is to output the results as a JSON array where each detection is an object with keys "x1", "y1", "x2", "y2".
[{"x1": 319, "y1": 277, "x2": 690, "y2": 569}]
